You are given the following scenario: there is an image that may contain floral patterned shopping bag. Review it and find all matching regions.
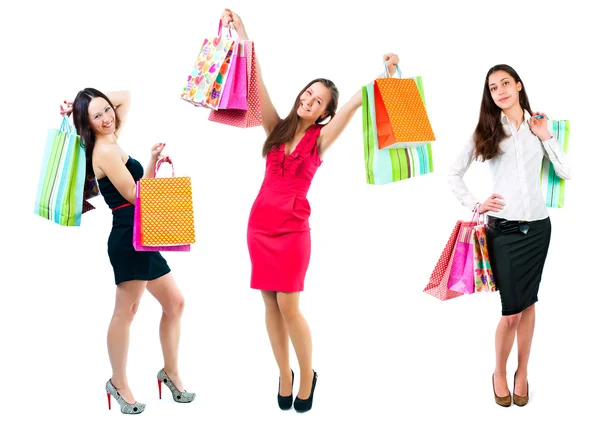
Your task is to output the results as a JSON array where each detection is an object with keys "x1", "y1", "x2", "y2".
[
  {"x1": 181, "y1": 21, "x2": 235, "y2": 109},
  {"x1": 472, "y1": 224, "x2": 496, "y2": 292}
]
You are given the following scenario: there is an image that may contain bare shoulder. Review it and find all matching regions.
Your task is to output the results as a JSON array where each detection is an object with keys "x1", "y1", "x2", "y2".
[
  {"x1": 93, "y1": 143, "x2": 128, "y2": 178},
  {"x1": 93, "y1": 142, "x2": 121, "y2": 162}
]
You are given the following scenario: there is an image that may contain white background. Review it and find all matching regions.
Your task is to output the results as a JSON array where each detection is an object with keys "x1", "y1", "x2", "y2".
[{"x1": 1, "y1": 1, "x2": 597, "y2": 423}]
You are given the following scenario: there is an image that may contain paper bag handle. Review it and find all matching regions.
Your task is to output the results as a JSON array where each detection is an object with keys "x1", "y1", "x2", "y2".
[
  {"x1": 383, "y1": 60, "x2": 402, "y2": 79},
  {"x1": 59, "y1": 115, "x2": 75, "y2": 134},
  {"x1": 215, "y1": 20, "x2": 236, "y2": 43},
  {"x1": 154, "y1": 156, "x2": 175, "y2": 178}
]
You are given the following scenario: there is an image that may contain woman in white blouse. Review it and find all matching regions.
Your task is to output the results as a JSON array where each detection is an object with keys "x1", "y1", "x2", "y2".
[{"x1": 448, "y1": 64, "x2": 571, "y2": 407}]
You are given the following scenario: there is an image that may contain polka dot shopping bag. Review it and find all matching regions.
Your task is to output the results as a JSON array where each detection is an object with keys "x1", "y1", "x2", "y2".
[
  {"x1": 374, "y1": 64, "x2": 436, "y2": 149},
  {"x1": 423, "y1": 220, "x2": 464, "y2": 301},
  {"x1": 133, "y1": 157, "x2": 195, "y2": 252},
  {"x1": 362, "y1": 80, "x2": 433, "y2": 185}
]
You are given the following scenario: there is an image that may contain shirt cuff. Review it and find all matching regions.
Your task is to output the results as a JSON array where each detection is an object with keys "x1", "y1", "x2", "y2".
[{"x1": 541, "y1": 135, "x2": 554, "y2": 143}]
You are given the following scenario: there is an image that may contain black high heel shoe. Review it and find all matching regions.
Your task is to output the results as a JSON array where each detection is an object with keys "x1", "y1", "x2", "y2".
[
  {"x1": 278, "y1": 369, "x2": 294, "y2": 410},
  {"x1": 293, "y1": 370, "x2": 317, "y2": 413}
]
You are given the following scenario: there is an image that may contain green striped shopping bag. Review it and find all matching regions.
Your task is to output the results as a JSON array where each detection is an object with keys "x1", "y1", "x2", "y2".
[
  {"x1": 362, "y1": 76, "x2": 434, "y2": 185},
  {"x1": 540, "y1": 120, "x2": 569, "y2": 208},
  {"x1": 33, "y1": 116, "x2": 86, "y2": 226}
]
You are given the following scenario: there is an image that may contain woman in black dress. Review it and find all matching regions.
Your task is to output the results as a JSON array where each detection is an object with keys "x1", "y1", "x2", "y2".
[
  {"x1": 61, "y1": 89, "x2": 195, "y2": 414},
  {"x1": 448, "y1": 65, "x2": 571, "y2": 407}
]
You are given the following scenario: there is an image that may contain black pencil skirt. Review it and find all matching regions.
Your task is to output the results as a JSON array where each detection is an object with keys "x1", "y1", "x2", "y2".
[{"x1": 486, "y1": 216, "x2": 551, "y2": 316}]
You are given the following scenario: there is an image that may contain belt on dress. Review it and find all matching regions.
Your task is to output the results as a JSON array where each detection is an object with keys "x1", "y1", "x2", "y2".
[
  {"x1": 112, "y1": 203, "x2": 133, "y2": 211},
  {"x1": 487, "y1": 216, "x2": 530, "y2": 234}
]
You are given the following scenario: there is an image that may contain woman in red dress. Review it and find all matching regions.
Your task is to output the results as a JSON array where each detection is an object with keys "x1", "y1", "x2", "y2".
[{"x1": 221, "y1": 8, "x2": 399, "y2": 413}]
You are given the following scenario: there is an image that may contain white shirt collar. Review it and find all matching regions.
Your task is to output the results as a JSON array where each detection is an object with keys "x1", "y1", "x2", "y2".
[{"x1": 500, "y1": 110, "x2": 532, "y2": 126}]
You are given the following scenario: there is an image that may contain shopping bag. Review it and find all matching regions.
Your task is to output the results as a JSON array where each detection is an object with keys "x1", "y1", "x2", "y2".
[
  {"x1": 217, "y1": 40, "x2": 247, "y2": 110},
  {"x1": 363, "y1": 82, "x2": 433, "y2": 185},
  {"x1": 33, "y1": 116, "x2": 86, "y2": 226},
  {"x1": 82, "y1": 175, "x2": 100, "y2": 213},
  {"x1": 540, "y1": 119, "x2": 569, "y2": 208},
  {"x1": 133, "y1": 157, "x2": 194, "y2": 251},
  {"x1": 447, "y1": 214, "x2": 478, "y2": 295},
  {"x1": 473, "y1": 223, "x2": 495, "y2": 292},
  {"x1": 423, "y1": 221, "x2": 464, "y2": 301},
  {"x1": 374, "y1": 64, "x2": 435, "y2": 149},
  {"x1": 180, "y1": 21, "x2": 236, "y2": 109},
  {"x1": 208, "y1": 41, "x2": 262, "y2": 127}
]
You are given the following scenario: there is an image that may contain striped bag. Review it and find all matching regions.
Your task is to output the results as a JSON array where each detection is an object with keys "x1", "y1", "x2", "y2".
[
  {"x1": 33, "y1": 116, "x2": 86, "y2": 226},
  {"x1": 362, "y1": 78, "x2": 434, "y2": 185},
  {"x1": 540, "y1": 120, "x2": 569, "y2": 208}
]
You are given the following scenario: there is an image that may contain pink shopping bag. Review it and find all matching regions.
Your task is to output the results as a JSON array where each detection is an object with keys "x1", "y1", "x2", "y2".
[
  {"x1": 217, "y1": 40, "x2": 247, "y2": 110},
  {"x1": 447, "y1": 213, "x2": 480, "y2": 294},
  {"x1": 208, "y1": 41, "x2": 262, "y2": 127},
  {"x1": 423, "y1": 221, "x2": 464, "y2": 301}
]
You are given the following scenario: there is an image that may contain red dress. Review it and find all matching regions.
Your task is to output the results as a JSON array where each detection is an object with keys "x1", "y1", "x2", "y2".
[{"x1": 247, "y1": 125, "x2": 323, "y2": 292}]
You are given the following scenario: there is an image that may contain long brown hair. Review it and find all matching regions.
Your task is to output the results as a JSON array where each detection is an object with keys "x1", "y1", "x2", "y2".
[
  {"x1": 262, "y1": 78, "x2": 339, "y2": 157},
  {"x1": 72, "y1": 88, "x2": 121, "y2": 196},
  {"x1": 474, "y1": 64, "x2": 532, "y2": 160}
]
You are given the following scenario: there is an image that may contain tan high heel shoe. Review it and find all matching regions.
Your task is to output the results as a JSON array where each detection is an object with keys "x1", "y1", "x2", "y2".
[
  {"x1": 492, "y1": 374, "x2": 512, "y2": 407},
  {"x1": 513, "y1": 372, "x2": 529, "y2": 406}
]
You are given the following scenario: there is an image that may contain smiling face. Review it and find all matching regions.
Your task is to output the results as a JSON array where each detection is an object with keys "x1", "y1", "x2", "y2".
[
  {"x1": 88, "y1": 97, "x2": 116, "y2": 136},
  {"x1": 488, "y1": 70, "x2": 522, "y2": 111},
  {"x1": 296, "y1": 82, "x2": 332, "y2": 123}
]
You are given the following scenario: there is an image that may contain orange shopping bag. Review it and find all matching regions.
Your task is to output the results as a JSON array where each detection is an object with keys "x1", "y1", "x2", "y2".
[
  {"x1": 375, "y1": 64, "x2": 435, "y2": 149},
  {"x1": 137, "y1": 157, "x2": 196, "y2": 248}
]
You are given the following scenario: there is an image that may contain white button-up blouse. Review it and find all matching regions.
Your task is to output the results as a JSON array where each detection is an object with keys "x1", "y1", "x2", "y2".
[{"x1": 448, "y1": 111, "x2": 572, "y2": 221}]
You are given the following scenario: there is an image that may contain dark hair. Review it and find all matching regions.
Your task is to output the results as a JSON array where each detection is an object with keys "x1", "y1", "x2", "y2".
[
  {"x1": 262, "y1": 78, "x2": 339, "y2": 157},
  {"x1": 72, "y1": 88, "x2": 120, "y2": 196},
  {"x1": 474, "y1": 64, "x2": 532, "y2": 160}
]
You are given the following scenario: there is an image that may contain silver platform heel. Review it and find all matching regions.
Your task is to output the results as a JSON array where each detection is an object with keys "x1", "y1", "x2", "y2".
[
  {"x1": 157, "y1": 368, "x2": 196, "y2": 403},
  {"x1": 105, "y1": 379, "x2": 146, "y2": 414}
]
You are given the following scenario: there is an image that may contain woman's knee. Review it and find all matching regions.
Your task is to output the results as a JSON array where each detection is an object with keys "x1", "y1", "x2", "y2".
[
  {"x1": 501, "y1": 313, "x2": 522, "y2": 328},
  {"x1": 114, "y1": 300, "x2": 141, "y2": 323},
  {"x1": 163, "y1": 295, "x2": 185, "y2": 318},
  {"x1": 277, "y1": 297, "x2": 300, "y2": 322}
]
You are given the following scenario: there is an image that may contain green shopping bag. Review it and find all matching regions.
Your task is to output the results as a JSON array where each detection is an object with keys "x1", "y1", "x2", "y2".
[
  {"x1": 362, "y1": 77, "x2": 434, "y2": 185},
  {"x1": 33, "y1": 116, "x2": 86, "y2": 226},
  {"x1": 540, "y1": 120, "x2": 569, "y2": 208}
]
